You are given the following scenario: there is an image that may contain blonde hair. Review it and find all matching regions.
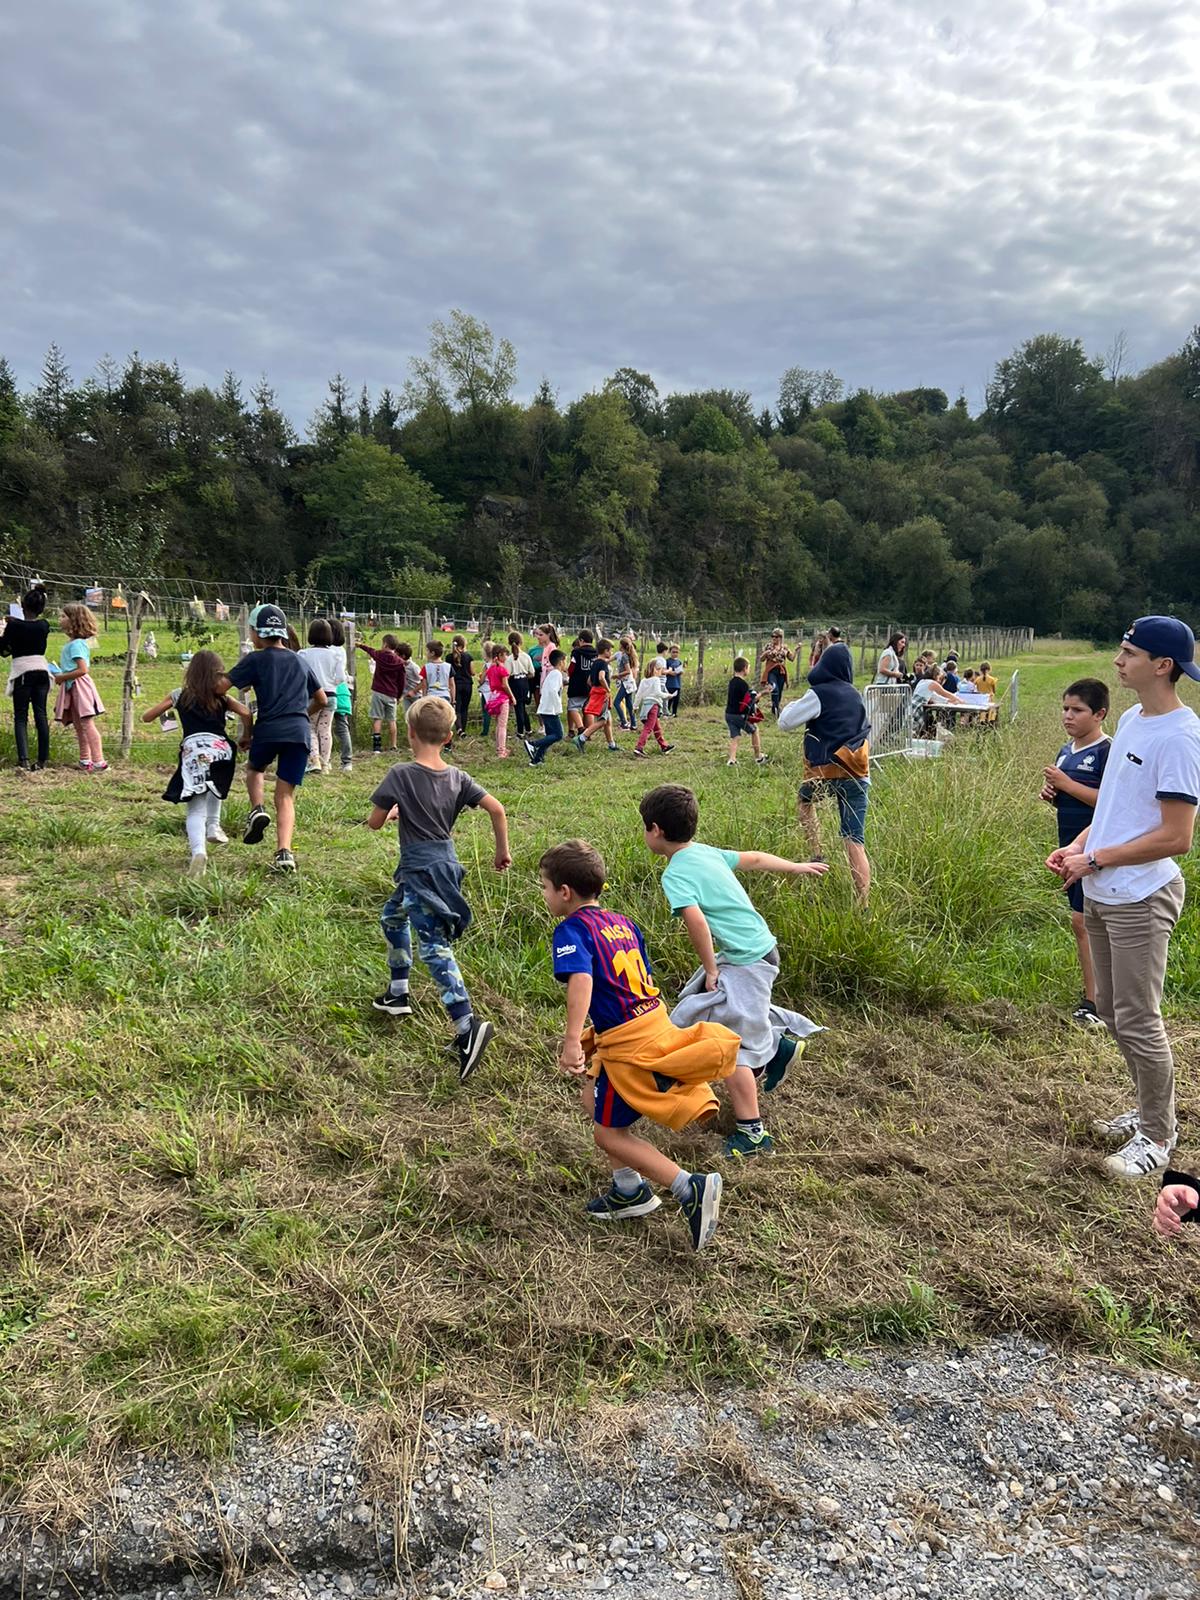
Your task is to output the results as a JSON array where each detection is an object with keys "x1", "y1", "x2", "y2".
[
  {"x1": 407, "y1": 695, "x2": 455, "y2": 744},
  {"x1": 61, "y1": 603, "x2": 99, "y2": 640}
]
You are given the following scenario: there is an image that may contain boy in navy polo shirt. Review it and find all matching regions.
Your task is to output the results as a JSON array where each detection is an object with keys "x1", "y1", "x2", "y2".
[
  {"x1": 1040, "y1": 678, "x2": 1111, "y2": 1027},
  {"x1": 540, "y1": 839, "x2": 735, "y2": 1251}
]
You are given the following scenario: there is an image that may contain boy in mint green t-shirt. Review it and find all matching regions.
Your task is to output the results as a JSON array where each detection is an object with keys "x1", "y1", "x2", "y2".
[{"x1": 639, "y1": 783, "x2": 826, "y2": 1157}]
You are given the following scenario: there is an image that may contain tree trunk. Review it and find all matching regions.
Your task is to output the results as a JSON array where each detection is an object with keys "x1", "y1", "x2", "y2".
[{"x1": 119, "y1": 591, "x2": 150, "y2": 760}]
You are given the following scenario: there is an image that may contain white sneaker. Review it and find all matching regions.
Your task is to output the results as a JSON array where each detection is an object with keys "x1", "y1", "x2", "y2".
[
  {"x1": 1103, "y1": 1130, "x2": 1173, "y2": 1181},
  {"x1": 1091, "y1": 1108, "x2": 1138, "y2": 1143},
  {"x1": 206, "y1": 826, "x2": 229, "y2": 846},
  {"x1": 187, "y1": 852, "x2": 208, "y2": 879}
]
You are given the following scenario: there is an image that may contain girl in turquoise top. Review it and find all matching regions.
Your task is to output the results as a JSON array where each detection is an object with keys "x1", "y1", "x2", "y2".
[{"x1": 53, "y1": 603, "x2": 108, "y2": 771}]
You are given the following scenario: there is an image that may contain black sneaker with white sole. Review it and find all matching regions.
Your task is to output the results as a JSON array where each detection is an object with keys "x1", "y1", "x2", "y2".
[
  {"x1": 243, "y1": 805, "x2": 270, "y2": 845},
  {"x1": 271, "y1": 847, "x2": 296, "y2": 873},
  {"x1": 372, "y1": 991, "x2": 413, "y2": 1017},
  {"x1": 1072, "y1": 997, "x2": 1106, "y2": 1029},
  {"x1": 456, "y1": 1016, "x2": 494, "y2": 1082},
  {"x1": 678, "y1": 1171, "x2": 723, "y2": 1251},
  {"x1": 585, "y1": 1181, "x2": 662, "y2": 1221}
]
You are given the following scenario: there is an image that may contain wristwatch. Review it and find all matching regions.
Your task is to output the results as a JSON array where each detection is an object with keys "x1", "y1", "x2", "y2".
[{"x1": 1086, "y1": 852, "x2": 1101, "y2": 873}]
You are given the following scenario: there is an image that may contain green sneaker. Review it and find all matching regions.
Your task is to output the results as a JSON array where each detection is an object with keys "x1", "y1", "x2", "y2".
[
  {"x1": 585, "y1": 1181, "x2": 662, "y2": 1222},
  {"x1": 723, "y1": 1127, "x2": 775, "y2": 1158}
]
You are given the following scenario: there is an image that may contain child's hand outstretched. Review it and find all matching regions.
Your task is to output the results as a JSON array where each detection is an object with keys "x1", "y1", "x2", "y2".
[
  {"x1": 558, "y1": 1036, "x2": 588, "y2": 1076},
  {"x1": 794, "y1": 862, "x2": 829, "y2": 877}
]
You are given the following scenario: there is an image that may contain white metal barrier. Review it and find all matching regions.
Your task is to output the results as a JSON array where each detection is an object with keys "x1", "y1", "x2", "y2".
[
  {"x1": 863, "y1": 683, "x2": 914, "y2": 761},
  {"x1": 1008, "y1": 669, "x2": 1019, "y2": 723}
]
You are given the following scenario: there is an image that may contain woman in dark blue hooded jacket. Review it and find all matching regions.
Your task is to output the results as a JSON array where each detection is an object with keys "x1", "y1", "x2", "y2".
[{"x1": 778, "y1": 643, "x2": 872, "y2": 904}]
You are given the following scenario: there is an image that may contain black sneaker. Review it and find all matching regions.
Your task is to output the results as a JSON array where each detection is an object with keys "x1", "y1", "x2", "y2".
[
  {"x1": 678, "y1": 1171, "x2": 722, "y2": 1252},
  {"x1": 763, "y1": 1035, "x2": 800, "y2": 1094},
  {"x1": 372, "y1": 991, "x2": 413, "y2": 1016},
  {"x1": 585, "y1": 1181, "x2": 662, "y2": 1222},
  {"x1": 1072, "y1": 997, "x2": 1106, "y2": 1029},
  {"x1": 660, "y1": 744, "x2": 675, "y2": 754},
  {"x1": 271, "y1": 848, "x2": 296, "y2": 873},
  {"x1": 243, "y1": 805, "x2": 270, "y2": 845},
  {"x1": 456, "y1": 1016, "x2": 494, "y2": 1082},
  {"x1": 523, "y1": 738, "x2": 539, "y2": 764}
]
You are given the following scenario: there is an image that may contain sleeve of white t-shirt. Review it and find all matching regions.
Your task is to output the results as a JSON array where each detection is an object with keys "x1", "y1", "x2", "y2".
[
  {"x1": 1154, "y1": 725, "x2": 1200, "y2": 806},
  {"x1": 778, "y1": 689, "x2": 820, "y2": 731}
]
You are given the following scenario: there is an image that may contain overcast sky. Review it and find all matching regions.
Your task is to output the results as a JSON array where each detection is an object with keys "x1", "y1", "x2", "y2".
[{"x1": 2, "y1": 0, "x2": 1198, "y2": 428}]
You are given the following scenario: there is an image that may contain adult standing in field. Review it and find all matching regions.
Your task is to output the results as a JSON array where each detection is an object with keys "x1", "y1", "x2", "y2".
[
  {"x1": 1047, "y1": 617, "x2": 1200, "y2": 1181},
  {"x1": 874, "y1": 632, "x2": 908, "y2": 685},
  {"x1": 779, "y1": 642, "x2": 872, "y2": 905},
  {"x1": 0, "y1": 582, "x2": 52, "y2": 770},
  {"x1": 760, "y1": 629, "x2": 793, "y2": 717}
]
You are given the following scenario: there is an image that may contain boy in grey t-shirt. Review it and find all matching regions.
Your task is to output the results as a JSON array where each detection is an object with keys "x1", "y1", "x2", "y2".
[{"x1": 366, "y1": 696, "x2": 511, "y2": 1081}]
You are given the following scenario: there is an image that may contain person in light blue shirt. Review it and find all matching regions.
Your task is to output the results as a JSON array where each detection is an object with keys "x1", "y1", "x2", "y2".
[{"x1": 639, "y1": 783, "x2": 826, "y2": 1158}]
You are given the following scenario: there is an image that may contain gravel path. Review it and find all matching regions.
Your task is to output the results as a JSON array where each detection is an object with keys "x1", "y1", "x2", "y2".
[{"x1": 3, "y1": 1338, "x2": 1196, "y2": 1600}]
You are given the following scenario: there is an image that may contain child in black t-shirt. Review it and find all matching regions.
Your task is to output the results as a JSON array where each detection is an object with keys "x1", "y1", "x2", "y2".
[
  {"x1": 576, "y1": 640, "x2": 620, "y2": 752},
  {"x1": 724, "y1": 657, "x2": 767, "y2": 766},
  {"x1": 566, "y1": 630, "x2": 596, "y2": 735},
  {"x1": 1039, "y1": 677, "x2": 1111, "y2": 1028}
]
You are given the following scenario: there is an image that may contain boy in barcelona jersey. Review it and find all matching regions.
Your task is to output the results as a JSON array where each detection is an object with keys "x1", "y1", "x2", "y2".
[{"x1": 540, "y1": 839, "x2": 738, "y2": 1252}]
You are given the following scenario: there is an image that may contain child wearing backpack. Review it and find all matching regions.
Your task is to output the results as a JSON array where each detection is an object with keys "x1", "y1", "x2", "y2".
[{"x1": 725, "y1": 656, "x2": 768, "y2": 766}]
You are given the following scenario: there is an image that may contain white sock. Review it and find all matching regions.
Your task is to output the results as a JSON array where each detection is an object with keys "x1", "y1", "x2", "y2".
[
  {"x1": 612, "y1": 1167, "x2": 642, "y2": 1195},
  {"x1": 670, "y1": 1171, "x2": 694, "y2": 1202}
]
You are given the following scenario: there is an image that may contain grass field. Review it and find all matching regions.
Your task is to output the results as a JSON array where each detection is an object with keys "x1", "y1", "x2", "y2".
[{"x1": 0, "y1": 633, "x2": 1197, "y2": 1505}]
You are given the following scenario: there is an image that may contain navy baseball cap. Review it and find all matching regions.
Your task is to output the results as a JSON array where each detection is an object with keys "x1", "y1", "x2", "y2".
[
  {"x1": 1123, "y1": 616, "x2": 1200, "y2": 681},
  {"x1": 248, "y1": 602, "x2": 288, "y2": 640}
]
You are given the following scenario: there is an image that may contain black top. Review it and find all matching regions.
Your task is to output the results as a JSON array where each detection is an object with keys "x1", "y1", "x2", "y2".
[
  {"x1": 726, "y1": 675, "x2": 749, "y2": 715},
  {"x1": 568, "y1": 644, "x2": 596, "y2": 698},
  {"x1": 173, "y1": 688, "x2": 231, "y2": 739},
  {"x1": 589, "y1": 658, "x2": 611, "y2": 691},
  {"x1": 0, "y1": 617, "x2": 51, "y2": 657}
]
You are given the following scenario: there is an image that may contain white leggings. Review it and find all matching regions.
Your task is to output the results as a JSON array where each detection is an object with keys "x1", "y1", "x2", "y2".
[{"x1": 185, "y1": 791, "x2": 223, "y2": 855}]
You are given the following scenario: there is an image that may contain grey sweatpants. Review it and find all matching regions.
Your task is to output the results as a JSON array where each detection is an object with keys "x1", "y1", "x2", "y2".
[{"x1": 1084, "y1": 875, "x2": 1185, "y2": 1145}]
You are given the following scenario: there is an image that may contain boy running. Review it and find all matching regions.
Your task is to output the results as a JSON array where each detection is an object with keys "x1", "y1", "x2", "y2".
[
  {"x1": 725, "y1": 657, "x2": 768, "y2": 766},
  {"x1": 367, "y1": 696, "x2": 510, "y2": 1081},
  {"x1": 541, "y1": 839, "x2": 733, "y2": 1250},
  {"x1": 221, "y1": 603, "x2": 325, "y2": 874},
  {"x1": 1039, "y1": 679, "x2": 1111, "y2": 1027},
  {"x1": 575, "y1": 639, "x2": 620, "y2": 752},
  {"x1": 640, "y1": 784, "x2": 826, "y2": 1154}
]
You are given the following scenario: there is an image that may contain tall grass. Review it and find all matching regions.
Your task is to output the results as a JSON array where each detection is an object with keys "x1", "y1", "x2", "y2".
[{"x1": 0, "y1": 640, "x2": 1197, "y2": 1494}]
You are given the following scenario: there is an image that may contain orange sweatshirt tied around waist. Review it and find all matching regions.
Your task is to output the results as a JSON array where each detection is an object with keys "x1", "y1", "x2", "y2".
[{"x1": 582, "y1": 1002, "x2": 739, "y2": 1132}]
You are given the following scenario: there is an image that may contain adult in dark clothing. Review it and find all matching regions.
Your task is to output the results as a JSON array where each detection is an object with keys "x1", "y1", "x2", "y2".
[
  {"x1": 778, "y1": 643, "x2": 872, "y2": 904},
  {"x1": 0, "y1": 583, "x2": 52, "y2": 769}
]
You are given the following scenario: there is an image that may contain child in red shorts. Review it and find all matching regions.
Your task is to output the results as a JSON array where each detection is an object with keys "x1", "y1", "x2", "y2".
[{"x1": 574, "y1": 640, "x2": 620, "y2": 753}]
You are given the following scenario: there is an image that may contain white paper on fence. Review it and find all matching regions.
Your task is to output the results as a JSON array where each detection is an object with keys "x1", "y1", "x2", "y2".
[{"x1": 8, "y1": 603, "x2": 21, "y2": 619}]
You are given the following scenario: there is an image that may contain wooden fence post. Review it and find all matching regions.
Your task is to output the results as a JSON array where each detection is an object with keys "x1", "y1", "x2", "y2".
[
  {"x1": 695, "y1": 632, "x2": 706, "y2": 706},
  {"x1": 119, "y1": 591, "x2": 150, "y2": 760}
]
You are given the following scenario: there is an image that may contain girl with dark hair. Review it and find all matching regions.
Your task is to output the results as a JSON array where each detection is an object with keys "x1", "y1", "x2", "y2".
[
  {"x1": 449, "y1": 635, "x2": 474, "y2": 735},
  {"x1": 142, "y1": 650, "x2": 252, "y2": 877},
  {"x1": 327, "y1": 618, "x2": 354, "y2": 773},
  {"x1": 298, "y1": 617, "x2": 346, "y2": 773},
  {"x1": 874, "y1": 632, "x2": 908, "y2": 684},
  {"x1": 0, "y1": 584, "x2": 52, "y2": 769}
]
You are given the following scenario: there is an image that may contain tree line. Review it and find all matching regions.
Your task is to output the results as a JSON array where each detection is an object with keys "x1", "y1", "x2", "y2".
[{"x1": 2, "y1": 311, "x2": 1198, "y2": 634}]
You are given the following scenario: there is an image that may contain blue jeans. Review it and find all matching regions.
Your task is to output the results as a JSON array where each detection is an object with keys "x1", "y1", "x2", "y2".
[
  {"x1": 613, "y1": 682, "x2": 638, "y2": 727},
  {"x1": 381, "y1": 883, "x2": 472, "y2": 1024},
  {"x1": 528, "y1": 714, "x2": 563, "y2": 762},
  {"x1": 767, "y1": 668, "x2": 786, "y2": 715},
  {"x1": 797, "y1": 776, "x2": 869, "y2": 844}
]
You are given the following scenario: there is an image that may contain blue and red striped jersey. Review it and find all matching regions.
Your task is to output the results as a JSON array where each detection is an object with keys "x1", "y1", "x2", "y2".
[{"x1": 551, "y1": 906, "x2": 662, "y2": 1032}]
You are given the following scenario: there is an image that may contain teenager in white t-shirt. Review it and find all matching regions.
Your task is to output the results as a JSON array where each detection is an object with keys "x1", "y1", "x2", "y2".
[
  {"x1": 1047, "y1": 616, "x2": 1200, "y2": 1180},
  {"x1": 525, "y1": 649, "x2": 566, "y2": 765}
]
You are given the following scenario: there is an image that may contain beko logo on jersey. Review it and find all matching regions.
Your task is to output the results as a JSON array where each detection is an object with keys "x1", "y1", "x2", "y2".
[{"x1": 555, "y1": 943, "x2": 578, "y2": 957}]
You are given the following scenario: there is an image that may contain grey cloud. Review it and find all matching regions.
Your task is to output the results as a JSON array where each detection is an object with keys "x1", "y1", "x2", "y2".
[{"x1": 1, "y1": 0, "x2": 1198, "y2": 423}]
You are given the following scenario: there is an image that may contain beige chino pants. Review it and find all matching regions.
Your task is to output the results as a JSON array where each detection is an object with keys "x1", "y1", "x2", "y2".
[{"x1": 1084, "y1": 875, "x2": 1185, "y2": 1146}]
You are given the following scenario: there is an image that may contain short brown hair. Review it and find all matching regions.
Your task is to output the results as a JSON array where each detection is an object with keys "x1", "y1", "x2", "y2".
[
  {"x1": 734, "y1": 656, "x2": 749, "y2": 673},
  {"x1": 639, "y1": 784, "x2": 698, "y2": 842},
  {"x1": 428, "y1": 639, "x2": 444, "y2": 658},
  {"x1": 308, "y1": 618, "x2": 333, "y2": 647},
  {"x1": 382, "y1": 633, "x2": 401, "y2": 651},
  {"x1": 395, "y1": 640, "x2": 413, "y2": 660},
  {"x1": 539, "y1": 839, "x2": 606, "y2": 899},
  {"x1": 407, "y1": 695, "x2": 454, "y2": 744}
]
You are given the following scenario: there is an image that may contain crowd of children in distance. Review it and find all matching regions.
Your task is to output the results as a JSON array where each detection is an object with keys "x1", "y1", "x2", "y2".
[{"x1": 7, "y1": 589, "x2": 1200, "y2": 1248}]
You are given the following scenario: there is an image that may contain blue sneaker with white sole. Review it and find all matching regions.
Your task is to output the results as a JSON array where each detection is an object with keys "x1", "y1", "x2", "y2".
[
  {"x1": 678, "y1": 1171, "x2": 723, "y2": 1251},
  {"x1": 585, "y1": 1182, "x2": 662, "y2": 1222}
]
